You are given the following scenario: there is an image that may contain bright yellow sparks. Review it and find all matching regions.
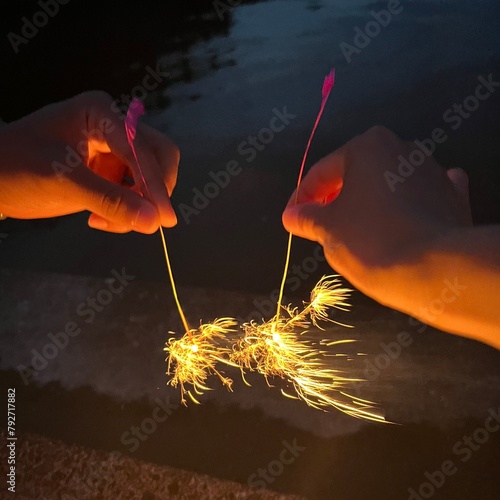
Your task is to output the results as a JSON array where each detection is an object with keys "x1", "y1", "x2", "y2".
[
  {"x1": 129, "y1": 91, "x2": 385, "y2": 420},
  {"x1": 309, "y1": 275, "x2": 353, "y2": 328},
  {"x1": 164, "y1": 318, "x2": 239, "y2": 405},
  {"x1": 230, "y1": 275, "x2": 385, "y2": 422}
]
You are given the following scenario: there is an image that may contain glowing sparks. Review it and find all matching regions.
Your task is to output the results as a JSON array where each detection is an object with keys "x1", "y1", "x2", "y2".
[
  {"x1": 309, "y1": 275, "x2": 352, "y2": 328},
  {"x1": 165, "y1": 318, "x2": 239, "y2": 405},
  {"x1": 230, "y1": 275, "x2": 384, "y2": 421},
  {"x1": 126, "y1": 71, "x2": 385, "y2": 422},
  {"x1": 125, "y1": 99, "x2": 238, "y2": 405}
]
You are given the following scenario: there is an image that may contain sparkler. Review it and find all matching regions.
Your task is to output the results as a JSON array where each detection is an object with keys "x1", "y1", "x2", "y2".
[
  {"x1": 165, "y1": 318, "x2": 240, "y2": 404},
  {"x1": 231, "y1": 276, "x2": 384, "y2": 421},
  {"x1": 125, "y1": 100, "x2": 237, "y2": 405},
  {"x1": 228, "y1": 70, "x2": 385, "y2": 421}
]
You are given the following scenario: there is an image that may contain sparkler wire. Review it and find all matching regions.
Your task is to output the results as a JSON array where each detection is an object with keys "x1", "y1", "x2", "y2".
[
  {"x1": 275, "y1": 69, "x2": 336, "y2": 318},
  {"x1": 125, "y1": 99, "x2": 190, "y2": 334}
]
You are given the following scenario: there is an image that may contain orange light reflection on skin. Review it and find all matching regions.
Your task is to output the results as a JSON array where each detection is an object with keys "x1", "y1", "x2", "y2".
[{"x1": 86, "y1": 138, "x2": 131, "y2": 185}]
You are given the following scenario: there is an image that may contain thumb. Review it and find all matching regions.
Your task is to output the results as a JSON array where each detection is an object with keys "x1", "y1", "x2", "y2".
[
  {"x1": 282, "y1": 201, "x2": 331, "y2": 244},
  {"x1": 74, "y1": 166, "x2": 160, "y2": 233}
]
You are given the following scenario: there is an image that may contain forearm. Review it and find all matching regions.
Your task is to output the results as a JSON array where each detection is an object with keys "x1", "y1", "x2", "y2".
[{"x1": 374, "y1": 226, "x2": 500, "y2": 349}]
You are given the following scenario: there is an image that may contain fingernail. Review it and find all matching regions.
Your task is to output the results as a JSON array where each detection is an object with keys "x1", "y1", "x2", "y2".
[{"x1": 133, "y1": 203, "x2": 158, "y2": 232}]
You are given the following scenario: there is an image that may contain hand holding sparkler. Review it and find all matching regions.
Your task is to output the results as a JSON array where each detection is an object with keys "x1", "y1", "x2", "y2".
[
  {"x1": 0, "y1": 91, "x2": 178, "y2": 233},
  {"x1": 227, "y1": 70, "x2": 385, "y2": 421},
  {"x1": 281, "y1": 126, "x2": 500, "y2": 344}
]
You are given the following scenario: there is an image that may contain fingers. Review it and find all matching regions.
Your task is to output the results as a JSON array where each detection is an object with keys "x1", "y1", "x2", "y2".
[
  {"x1": 105, "y1": 118, "x2": 177, "y2": 228},
  {"x1": 73, "y1": 165, "x2": 160, "y2": 234},
  {"x1": 130, "y1": 130, "x2": 178, "y2": 226},
  {"x1": 81, "y1": 92, "x2": 178, "y2": 228},
  {"x1": 286, "y1": 150, "x2": 345, "y2": 208},
  {"x1": 88, "y1": 151, "x2": 129, "y2": 185},
  {"x1": 282, "y1": 202, "x2": 328, "y2": 242},
  {"x1": 282, "y1": 148, "x2": 345, "y2": 244},
  {"x1": 88, "y1": 213, "x2": 145, "y2": 233},
  {"x1": 281, "y1": 125, "x2": 399, "y2": 250},
  {"x1": 139, "y1": 123, "x2": 180, "y2": 197}
]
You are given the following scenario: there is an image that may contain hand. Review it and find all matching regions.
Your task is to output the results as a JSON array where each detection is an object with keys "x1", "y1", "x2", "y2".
[
  {"x1": 282, "y1": 126, "x2": 472, "y2": 309},
  {"x1": 0, "y1": 91, "x2": 179, "y2": 234}
]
